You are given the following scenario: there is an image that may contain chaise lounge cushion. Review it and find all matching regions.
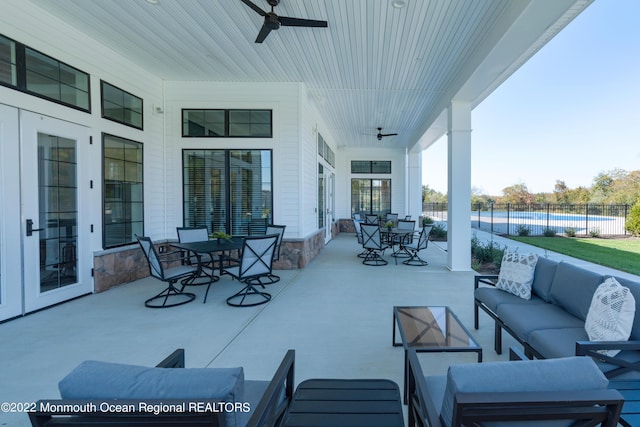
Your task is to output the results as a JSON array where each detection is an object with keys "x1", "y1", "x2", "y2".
[
  {"x1": 59, "y1": 360, "x2": 245, "y2": 427},
  {"x1": 440, "y1": 357, "x2": 609, "y2": 427},
  {"x1": 549, "y1": 262, "x2": 604, "y2": 321}
]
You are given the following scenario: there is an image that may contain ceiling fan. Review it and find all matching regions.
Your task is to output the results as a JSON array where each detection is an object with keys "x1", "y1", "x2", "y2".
[
  {"x1": 240, "y1": 0, "x2": 328, "y2": 44},
  {"x1": 376, "y1": 127, "x2": 398, "y2": 141}
]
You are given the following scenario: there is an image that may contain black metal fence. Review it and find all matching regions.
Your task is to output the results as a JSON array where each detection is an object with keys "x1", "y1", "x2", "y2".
[{"x1": 423, "y1": 203, "x2": 630, "y2": 236}]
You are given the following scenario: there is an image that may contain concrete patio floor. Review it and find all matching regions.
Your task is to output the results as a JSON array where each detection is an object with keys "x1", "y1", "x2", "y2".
[{"x1": 1, "y1": 230, "x2": 638, "y2": 426}]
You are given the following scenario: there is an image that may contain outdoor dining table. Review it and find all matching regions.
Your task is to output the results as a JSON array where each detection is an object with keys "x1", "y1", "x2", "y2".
[
  {"x1": 171, "y1": 236, "x2": 245, "y2": 303},
  {"x1": 380, "y1": 227, "x2": 416, "y2": 261}
]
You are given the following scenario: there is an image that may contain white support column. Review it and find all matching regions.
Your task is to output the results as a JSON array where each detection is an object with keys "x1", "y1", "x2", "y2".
[
  {"x1": 406, "y1": 149, "x2": 423, "y2": 220},
  {"x1": 447, "y1": 101, "x2": 472, "y2": 271}
]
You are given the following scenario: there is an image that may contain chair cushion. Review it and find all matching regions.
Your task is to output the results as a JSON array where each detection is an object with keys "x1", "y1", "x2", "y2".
[
  {"x1": 549, "y1": 262, "x2": 604, "y2": 320},
  {"x1": 531, "y1": 257, "x2": 559, "y2": 302},
  {"x1": 59, "y1": 361, "x2": 245, "y2": 427},
  {"x1": 440, "y1": 357, "x2": 608, "y2": 427},
  {"x1": 585, "y1": 277, "x2": 636, "y2": 357},
  {"x1": 495, "y1": 252, "x2": 538, "y2": 300}
]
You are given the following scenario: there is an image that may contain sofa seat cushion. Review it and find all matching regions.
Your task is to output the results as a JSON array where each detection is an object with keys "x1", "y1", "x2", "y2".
[
  {"x1": 475, "y1": 287, "x2": 545, "y2": 314},
  {"x1": 59, "y1": 361, "x2": 245, "y2": 427},
  {"x1": 549, "y1": 262, "x2": 604, "y2": 321},
  {"x1": 497, "y1": 303, "x2": 584, "y2": 342},
  {"x1": 527, "y1": 327, "x2": 588, "y2": 359},
  {"x1": 440, "y1": 357, "x2": 608, "y2": 427},
  {"x1": 531, "y1": 257, "x2": 559, "y2": 302},
  {"x1": 527, "y1": 327, "x2": 640, "y2": 379}
]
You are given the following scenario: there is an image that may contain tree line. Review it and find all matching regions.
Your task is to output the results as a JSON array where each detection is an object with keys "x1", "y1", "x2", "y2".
[{"x1": 423, "y1": 168, "x2": 640, "y2": 206}]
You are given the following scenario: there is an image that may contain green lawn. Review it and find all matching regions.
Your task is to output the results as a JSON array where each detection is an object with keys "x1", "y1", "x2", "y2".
[{"x1": 509, "y1": 236, "x2": 640, "y2": 276}]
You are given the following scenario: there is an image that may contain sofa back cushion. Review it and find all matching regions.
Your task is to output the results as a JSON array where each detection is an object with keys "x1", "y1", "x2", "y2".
[
  {"x1": 440, "y1": 357, "x2": 608, "y2": 427},
  {"x1": 549, "y1": 262, "x2": 604, "y2": 320},
  {"x1": 614, "y1": 276, "x2": 640, "y2": 340},
  {"x1": 531, "y1": 257, "x2": 559, "y2": 302},
  {"x1": 59, "y1": 361, "x2": 245, "y2": 427}
]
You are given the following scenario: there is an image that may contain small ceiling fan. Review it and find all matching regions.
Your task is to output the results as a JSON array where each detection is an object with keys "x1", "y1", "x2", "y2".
[
  {"x1": 240, "y1": 0, "x2": 328, "y2": 43},
  {"x1": 376, "y1": 127, "x2": 398, "y2": 141}
]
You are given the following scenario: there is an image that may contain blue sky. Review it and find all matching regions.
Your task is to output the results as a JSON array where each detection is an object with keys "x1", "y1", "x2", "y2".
[{"x1": 422, "y1": 0, "x2": 640, "y2": 196}]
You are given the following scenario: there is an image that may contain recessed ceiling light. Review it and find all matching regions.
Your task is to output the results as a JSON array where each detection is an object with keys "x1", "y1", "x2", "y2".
[{"x1": 391, "y1": 0, "x2": 407, "y2": 9}]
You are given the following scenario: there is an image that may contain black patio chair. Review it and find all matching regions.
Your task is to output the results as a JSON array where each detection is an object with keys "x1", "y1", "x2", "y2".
[
  {"x1": 176, "y1": 226, "x2": 219, "y2": 286},
  {"x1": 401, "y1": 226, "x2": 432, "y2": 266},
  {"x1": 248, "y1": 224, "x2": 286, "y2": 286},
  {"x1": 135, "y1": 235, "x2": 197, "y2": 308},
  {"x1": 353, "y1": 219, "x2": 367, "y2": 258},
  {"x1": 224, "y1": 234, "x2": 278, "y2": 307},
  {"x1": 364, "y1": 214, "x2": 379, "y2": 225},
  {"x1": 360, "y1": 223, "x2": 389, "y2": 266}
]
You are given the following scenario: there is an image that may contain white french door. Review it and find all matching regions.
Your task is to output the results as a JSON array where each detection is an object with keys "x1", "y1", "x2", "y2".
[
  {"x1": 0, "y1": 104, "x2": 22, "y2": 321},
  {"x1": 21, "y1": 111, "x2": 92, "y2": 313},
  {"x1": 324, "y1": 172, "x2": 335, "y2": 243}
]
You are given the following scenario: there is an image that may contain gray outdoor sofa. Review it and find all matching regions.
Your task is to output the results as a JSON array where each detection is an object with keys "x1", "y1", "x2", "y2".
[
  {"x1": 29, "y1": 348, "x2": 294, "y2": 427},
  {"x1": 474, "y1": 257, "x2": 640, "y2": 379},
  {"x1": 406, "y1": 347, "x2": 624, "y2": 427}
]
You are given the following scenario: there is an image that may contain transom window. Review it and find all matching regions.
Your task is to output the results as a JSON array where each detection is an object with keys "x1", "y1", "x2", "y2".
[
  {"x1": 351, "y1": 160, "x2": 391, "y2": 174},
  {"x1": 101, "y1": 81, "x2": 143, "y2": 129},
  {"x1": 103, "y1": 134, "x2": 144, "y2": 248},
  {"x1": 182, "y1": 109, "x2": 272, "y2": 138},
  {"x1": 0, "y1": 33, "x2": 90, "y2": 112}
]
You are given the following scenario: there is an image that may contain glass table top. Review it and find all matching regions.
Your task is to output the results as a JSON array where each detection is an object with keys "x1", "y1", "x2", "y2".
[{"x1": 394, "y1": 306, "x2": 480, "y2": 350}]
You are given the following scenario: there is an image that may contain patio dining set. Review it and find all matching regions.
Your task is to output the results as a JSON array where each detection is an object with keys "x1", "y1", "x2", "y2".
[
  {"x1": 352, "y1": 213, "x2": 432, "y2": 266},
  {"x1": 135, "y1": 224, "x2": 286, "y2": 308}
]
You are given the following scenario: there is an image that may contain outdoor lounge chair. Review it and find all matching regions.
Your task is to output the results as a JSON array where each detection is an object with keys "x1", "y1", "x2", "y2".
[
  {"x1": 29, "y1": 348, "x2": 295, "y2": 427},
  {"x1": 406, "y1": 347, "x2": 624, "y2": 427},
  {"x1": 401, "y1": 226, "x2": 432, "y2": 266},
  {"x1": 224, "y1": 234, "x2": 278, "y2": 307},
  {"x1": 136, "y1": 235, "x2": 197, "y2": 308},
  {"x1": 360, "y1": 223, "x2": 389, "y2": 266}
]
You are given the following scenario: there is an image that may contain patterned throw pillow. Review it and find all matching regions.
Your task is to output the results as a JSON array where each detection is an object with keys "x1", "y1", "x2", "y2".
[
  {"x1": 495, "y1": 252, "x2": 539, "y2": 300},
  {"x1": 585, "y1": 277, "x2": 636, "y2": 357}
]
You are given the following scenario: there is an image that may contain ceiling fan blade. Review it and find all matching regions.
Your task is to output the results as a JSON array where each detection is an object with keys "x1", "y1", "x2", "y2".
[
  {"x1": 240, "y1": 0, "x2": 267, "y2": 17},
  {"x1": 380, "y1": 133, "x2": 398, "y2": 137},
  {"x1": 255, "y1": 24, "x2": 273, "y2": 43},
  {"x1": 279, "y1": 16, "x2": 328, "y2": 28}
]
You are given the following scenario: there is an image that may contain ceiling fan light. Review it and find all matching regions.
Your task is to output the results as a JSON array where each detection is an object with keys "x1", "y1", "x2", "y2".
[{"x1": 391, "y1": 0, "x2": 407, "y2": 9}]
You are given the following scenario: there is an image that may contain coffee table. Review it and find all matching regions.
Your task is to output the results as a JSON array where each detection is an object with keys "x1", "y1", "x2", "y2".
[{"x1": 393, "y1": 306, "x2": 482, "y2": 403}]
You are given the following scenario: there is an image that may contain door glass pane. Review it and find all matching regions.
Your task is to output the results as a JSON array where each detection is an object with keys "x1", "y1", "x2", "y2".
[
  {"x1": 318, "y1": 164, "x2": 324, "y2": 228},
  {"x1": 38, "y1": 133, "x2": 77, "y2": 292},
  {"x1": 183, "y1": 150, "x2": 227, "y2": 233}
]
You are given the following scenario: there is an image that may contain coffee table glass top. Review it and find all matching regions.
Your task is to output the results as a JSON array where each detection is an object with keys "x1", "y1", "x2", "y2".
[{"x1": 394, "y1": 306, "x2": 480, "y2": 350}]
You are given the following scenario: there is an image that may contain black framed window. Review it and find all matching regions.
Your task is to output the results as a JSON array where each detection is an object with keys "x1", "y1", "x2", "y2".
[
  {"x1": 351, "y1": 178, "x2": 391, "y2": 217},
  {"x1": 103, "y1": 134, "x2": 143, "y2": 248},
  {"x1": 182, "y1": 109, "x2": 272, "y2": 138},
  {"x1": 0, "y1": 33, "x2": 90, "y2": 112},
  {"x1": 101, "y1": 81, "x2": 143, "y2": 129},
  {"x1": 25, "y1": 47, "x2": 90, "y2": 111},
  {"x1": 0, "y1": 34, "x2": 17, "y2": 87},
  {"x1": 351, "y1": 160, "x2": 391, "y2": 174},
  {"x1": 183, "y1": 149, "x2": 273, "y2": 235}
]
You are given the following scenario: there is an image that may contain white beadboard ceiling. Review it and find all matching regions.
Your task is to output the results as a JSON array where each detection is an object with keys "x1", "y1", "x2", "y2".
[{"x1": 27, "y1": 0, "x2": 592, "y2": 150}]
